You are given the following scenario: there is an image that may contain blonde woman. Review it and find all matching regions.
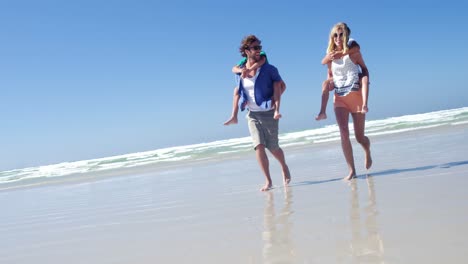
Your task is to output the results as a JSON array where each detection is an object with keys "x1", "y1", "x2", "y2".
[
  {"x1": 316, "y1": 24, "x2": 364, "y2": 120},
  {"x1": 325, "y1": 22, "x2": 372, "y2": 180}
]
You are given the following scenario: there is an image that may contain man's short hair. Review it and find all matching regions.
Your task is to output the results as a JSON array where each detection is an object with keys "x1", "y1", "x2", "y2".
[{"x1": 239, "y1": 35, "x2": 261, "y2": 57}]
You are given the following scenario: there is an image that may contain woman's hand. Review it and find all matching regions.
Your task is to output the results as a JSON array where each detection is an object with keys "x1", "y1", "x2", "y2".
[{"x1": 361, "y1": 105, "x2": 369, "y2": 113}]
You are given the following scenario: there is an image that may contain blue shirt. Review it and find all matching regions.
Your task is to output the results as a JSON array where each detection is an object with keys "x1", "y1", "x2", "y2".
[{"x1": 237, "y1": 63, "x2": 282, "y2": 111}]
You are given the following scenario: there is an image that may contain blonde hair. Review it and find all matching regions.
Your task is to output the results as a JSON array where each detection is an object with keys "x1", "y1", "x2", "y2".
[{"x1": 326, "y1": 22, "x2": 351, "y2": 54}]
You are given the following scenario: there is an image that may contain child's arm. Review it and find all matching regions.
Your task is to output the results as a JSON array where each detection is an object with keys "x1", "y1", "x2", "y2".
[
  {"x1": 233, "y1": 56, "x2": 266, "y2": 78},
  {"x1": 327, "y1": 62, "x2": 333, "y2": 79},
  {"x1": 322, "y1": 52, "x2": 334, "y2": 65},
  {"x1": 232, "y1": 65, "x2": 243, "y2": 74},
  {"x1": 246, "y1": 56, "x2": 266, "y2": 71},
  {"x1": 347, "y1": 41, "x2": 361, "y2": 55},
  {"x1": 232, "y1": 57, "x2": 247, "y2": 74},
  {"x1": 321, "y1": 41, "x2": 361, "y2": 65}
]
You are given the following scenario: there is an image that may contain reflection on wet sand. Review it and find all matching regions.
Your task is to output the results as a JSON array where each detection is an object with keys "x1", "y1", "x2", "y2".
[
  {"x1": 262, "y1": 189, "x2": 295, "y2": 263},
  {"x1": 349, "y1": 175, "x2": 385, "y2": 263}
]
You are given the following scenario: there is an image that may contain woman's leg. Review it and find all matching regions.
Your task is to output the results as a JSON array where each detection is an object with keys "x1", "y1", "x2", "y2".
[
  {"x1": 351, "y1": 112, "x2": 372, "y2": 170},
  {"x1": 335, "y1": 107, "x2": 356, "y2": 179}
]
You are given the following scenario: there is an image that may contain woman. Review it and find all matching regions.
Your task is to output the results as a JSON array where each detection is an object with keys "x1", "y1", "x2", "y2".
[{"x1": 326, "y1": 22, "x2": 372, "y2": 180}]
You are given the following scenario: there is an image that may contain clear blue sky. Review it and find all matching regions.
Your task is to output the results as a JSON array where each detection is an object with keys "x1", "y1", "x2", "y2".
[{"x1": 1, "y1": 0, "x2": 467, "y2": 171}]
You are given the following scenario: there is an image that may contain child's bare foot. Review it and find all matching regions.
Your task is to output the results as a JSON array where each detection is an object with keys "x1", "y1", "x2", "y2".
[
  {"x1": 260, "y1": 183, "x2": 273, "y2": 191},
  {"x1": 343, "y1": 171, "x2": 356, "y2": 181},
  {"x1": 274, "y1": 111, "x2": 282, "y2": 120},
  {"x1": 315, "y1": 112, "x2": 327, "y2": 121},
  {"x1": 282, "y1": 166, "x2": 291, "y2": 185},
  {"x1": 223, "y1": 116, "x2": 238, "y2": 126}
]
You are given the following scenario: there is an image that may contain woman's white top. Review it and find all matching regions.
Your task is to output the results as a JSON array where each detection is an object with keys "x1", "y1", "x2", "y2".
[{"x1": 331, "y1": 54, "x2": 360, "y2": 96}]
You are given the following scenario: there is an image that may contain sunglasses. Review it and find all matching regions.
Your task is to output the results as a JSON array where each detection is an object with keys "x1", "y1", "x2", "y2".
[
  {"x1": 247, "y1": 45, "x2": 262, "y2": 51},
  {"x1": 333, "y1": 32, "x2": 344, "y2": 38}
]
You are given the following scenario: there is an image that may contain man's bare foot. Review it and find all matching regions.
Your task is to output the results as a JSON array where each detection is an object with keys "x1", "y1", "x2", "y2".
[
  {"x1": 260, "y1": 183, "x2": 273, "y2": 191},
  {"x1": 365, "y1": 141, "x2": 372, "y2": 170},
  {"x1": 274, "y1": 111, "x2": 282, "y2": 120},
  {"x1": 223, "y1": 116, "x2": 238, "y2": 126},
  {"x1": 282, "y1": 166, "x2": 291, "y2": 185},
  {"x1": 315, "y1": 112, "x2": 327, "y2": 121},
  {"x1": 344, "y1": 171, "x2": 356, "y2": 181}
]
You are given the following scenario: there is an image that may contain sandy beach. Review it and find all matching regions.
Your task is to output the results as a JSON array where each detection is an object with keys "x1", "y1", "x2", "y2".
[{"x1": 1, "y1": 124, "x2": 467, "y2": 264}]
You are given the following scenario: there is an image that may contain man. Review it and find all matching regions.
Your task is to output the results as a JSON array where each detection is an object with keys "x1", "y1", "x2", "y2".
[{"x1": 235, "y1": 35, "x2": 290, "y2": 191}]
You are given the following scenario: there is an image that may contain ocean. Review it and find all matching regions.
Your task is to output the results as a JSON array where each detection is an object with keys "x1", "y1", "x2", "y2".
[{"x1": 1, "y1": 107, "x2": 467, "y2": 186}]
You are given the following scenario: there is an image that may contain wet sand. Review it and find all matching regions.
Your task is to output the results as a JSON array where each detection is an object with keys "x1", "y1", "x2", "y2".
[{"x1": 1, "y1": 124, "x2": 467, "y2": 263}]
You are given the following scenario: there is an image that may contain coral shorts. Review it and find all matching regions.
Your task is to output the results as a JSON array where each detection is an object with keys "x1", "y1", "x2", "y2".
[{"x1": 334, "y1": 91, "x2": 363, "y2": 113}]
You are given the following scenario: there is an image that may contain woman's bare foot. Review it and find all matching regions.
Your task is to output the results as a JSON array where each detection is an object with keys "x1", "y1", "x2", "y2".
[
  {"x1": 260, "y1": 183, "x2": 273, "y2": 191},
  {"x1": 282, "y1": 166, "x2": 291, "y2": 185},
  {"x1": 223, "y1": 116, "x2": 238, "y2": 126},
  {"x1": 315, "y1": 112, "x2": 327, "y2": 121},
  {"x1": 274, "y1": 111, "x2": 282, "y2": 120},
  {"x1": 344, "y1": 171, "x2": 356, "y2": 181},
  {"x1": 365, "y1": 141, "x2": 372, "y2": 170}
]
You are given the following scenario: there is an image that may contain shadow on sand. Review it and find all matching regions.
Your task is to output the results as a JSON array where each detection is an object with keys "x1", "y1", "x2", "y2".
[{"x1": 291, "y1": 160, "x2": 468, "y2": 187}]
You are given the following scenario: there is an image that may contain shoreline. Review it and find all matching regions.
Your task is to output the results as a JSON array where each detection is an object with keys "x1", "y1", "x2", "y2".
[{"x1": 1, "y1": 122, "x2": 467, "y2": 192}]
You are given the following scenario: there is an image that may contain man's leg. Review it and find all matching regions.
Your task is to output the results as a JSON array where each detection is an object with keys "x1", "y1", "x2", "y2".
[
  {"x1": 255, "y1": 144, "x2": 273, "y2": 191},
  {"x1": 269, "y1": 147, "x2": 291, "y2": 185}
]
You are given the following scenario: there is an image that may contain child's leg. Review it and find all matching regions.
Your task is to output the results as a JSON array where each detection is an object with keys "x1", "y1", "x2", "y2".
[
  {"x1": 359, "y1": 74, "x2": 369, "y2": 113},
  {"x1": 273, "y1": 81, "x2": 283, "y2": 120},
  {"x1": 223, "y1": 86, "x2": 240, "y2": 125},
  {"x1": 315, "y1": 78, "x2": 333, "y2": 120}
]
